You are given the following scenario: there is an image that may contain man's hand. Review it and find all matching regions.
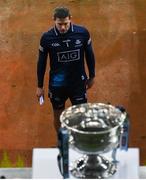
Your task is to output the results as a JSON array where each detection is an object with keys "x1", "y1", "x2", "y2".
[
  {"x1": 86, "y1": 78, "x2": 95, "y2": 90},
  {"x1": 36, "y1": 87, "x2": 44, "y2": 100}
]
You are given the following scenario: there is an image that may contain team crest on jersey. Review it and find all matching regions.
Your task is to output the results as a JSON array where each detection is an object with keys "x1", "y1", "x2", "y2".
[
  {"x1": 75, "y1": 39, "x2": 82, "y2": 47},
  {"x1": 57, "y1": 49, "x2": 80, "y2": 62},
  {"x1": 75, "y1": 39, "x2": 81, "y2": 45}
]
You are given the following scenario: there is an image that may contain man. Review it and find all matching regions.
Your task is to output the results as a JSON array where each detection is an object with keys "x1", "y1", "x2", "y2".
[{"x1": 36, "y1": 7, "x2": 95, "y2": 132}]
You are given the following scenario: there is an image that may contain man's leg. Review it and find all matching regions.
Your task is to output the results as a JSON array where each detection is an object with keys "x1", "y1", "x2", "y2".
[
  {"x1": 53, "y1": 108, "x2": 65, "y2": 132},
  {"x1": 48, "y1": 86, "x2": 67, "y2": 133},
  {"x1": 70, "y1": 82, "x2": 87, "y2": 106}
]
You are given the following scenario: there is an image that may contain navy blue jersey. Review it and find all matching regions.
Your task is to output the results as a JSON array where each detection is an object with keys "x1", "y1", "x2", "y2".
[{"x1": 37, "y1": 23, "x2": 95, "y2": 88}]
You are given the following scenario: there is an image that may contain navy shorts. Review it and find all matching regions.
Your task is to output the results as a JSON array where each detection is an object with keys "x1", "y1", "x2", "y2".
[{"x1": 48, "y1": 84, "x2": 87, "y2": 110}]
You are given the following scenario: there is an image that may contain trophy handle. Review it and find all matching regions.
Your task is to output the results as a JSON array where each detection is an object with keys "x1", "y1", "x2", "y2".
[
  {"x1": 57, "y1": 127, "x2": 69, "y2": 179},
  {"x1": 116, "y1": 105, "x2": 130, "y2": 151},
  {"x1": 112, "y1": 147, "x2": 119, "y2": 164}
]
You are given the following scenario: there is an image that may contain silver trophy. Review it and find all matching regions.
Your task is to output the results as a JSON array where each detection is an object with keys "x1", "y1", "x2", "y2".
[{"x1": 59, "y1": 103, "x2": 129, "y2": 179}]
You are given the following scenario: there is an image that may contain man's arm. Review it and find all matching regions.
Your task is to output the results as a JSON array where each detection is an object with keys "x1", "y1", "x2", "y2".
[
  {"x1": 36, "y1": 33, "x2": 48, "y2": 98},
  {"x1": 36, "y1": 50, "x2": 48, "y2": 98},
  {"x1": 84, "y1": 32, "x2": 95, "y2": 89},
  {"x1": 37, "y1": 50, "x2": 48, "y2": 88}
]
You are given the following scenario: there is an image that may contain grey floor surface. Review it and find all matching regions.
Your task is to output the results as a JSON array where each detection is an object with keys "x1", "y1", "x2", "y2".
[
  {"x1": 0, "y1": 168, "x2": 32, "y2": 179},
  {"x1": 0, "y1": 167, "x2": 145, "y2": 179}
]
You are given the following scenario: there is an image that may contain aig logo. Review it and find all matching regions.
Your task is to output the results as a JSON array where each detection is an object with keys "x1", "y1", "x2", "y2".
[
  {"x1": 51, "y1": 43, "x2": 60, "y2": 47},
  {"x1": 57, "y1": 49, "x2": 80, "y2": 62}
]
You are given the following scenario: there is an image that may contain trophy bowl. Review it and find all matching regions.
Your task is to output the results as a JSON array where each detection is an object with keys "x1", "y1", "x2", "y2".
[{"x1": 60, "y1": 103, "x2": 127, "y2": 179}]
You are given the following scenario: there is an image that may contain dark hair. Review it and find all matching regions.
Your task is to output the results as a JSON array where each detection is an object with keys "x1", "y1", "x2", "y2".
[{"x1": 53, "y1": 7, "x2": 71, "y2": 19}]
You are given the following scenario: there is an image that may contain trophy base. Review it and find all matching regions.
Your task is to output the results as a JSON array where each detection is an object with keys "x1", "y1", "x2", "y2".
[{"x1": 70, "y1": 154, "x2": 117, "y2": 179}]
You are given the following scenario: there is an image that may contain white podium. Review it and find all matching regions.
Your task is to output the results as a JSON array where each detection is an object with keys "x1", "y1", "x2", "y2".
[{"x1": 32, "y1": 148, "x2": 139, "y2": 179}]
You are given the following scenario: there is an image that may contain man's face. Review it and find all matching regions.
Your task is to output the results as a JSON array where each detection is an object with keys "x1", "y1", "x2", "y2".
[{"x1": 55, "y1": 17, "x2": 71, "y2": 34}]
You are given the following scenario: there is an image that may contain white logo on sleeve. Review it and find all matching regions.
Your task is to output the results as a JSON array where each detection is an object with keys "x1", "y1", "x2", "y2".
[
  {"x1": 57, "y1": 49, "x2": 80, "y2": 62},
  {"x1": 87, "y1": 38, "x2": 91, "y2": 45}
]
